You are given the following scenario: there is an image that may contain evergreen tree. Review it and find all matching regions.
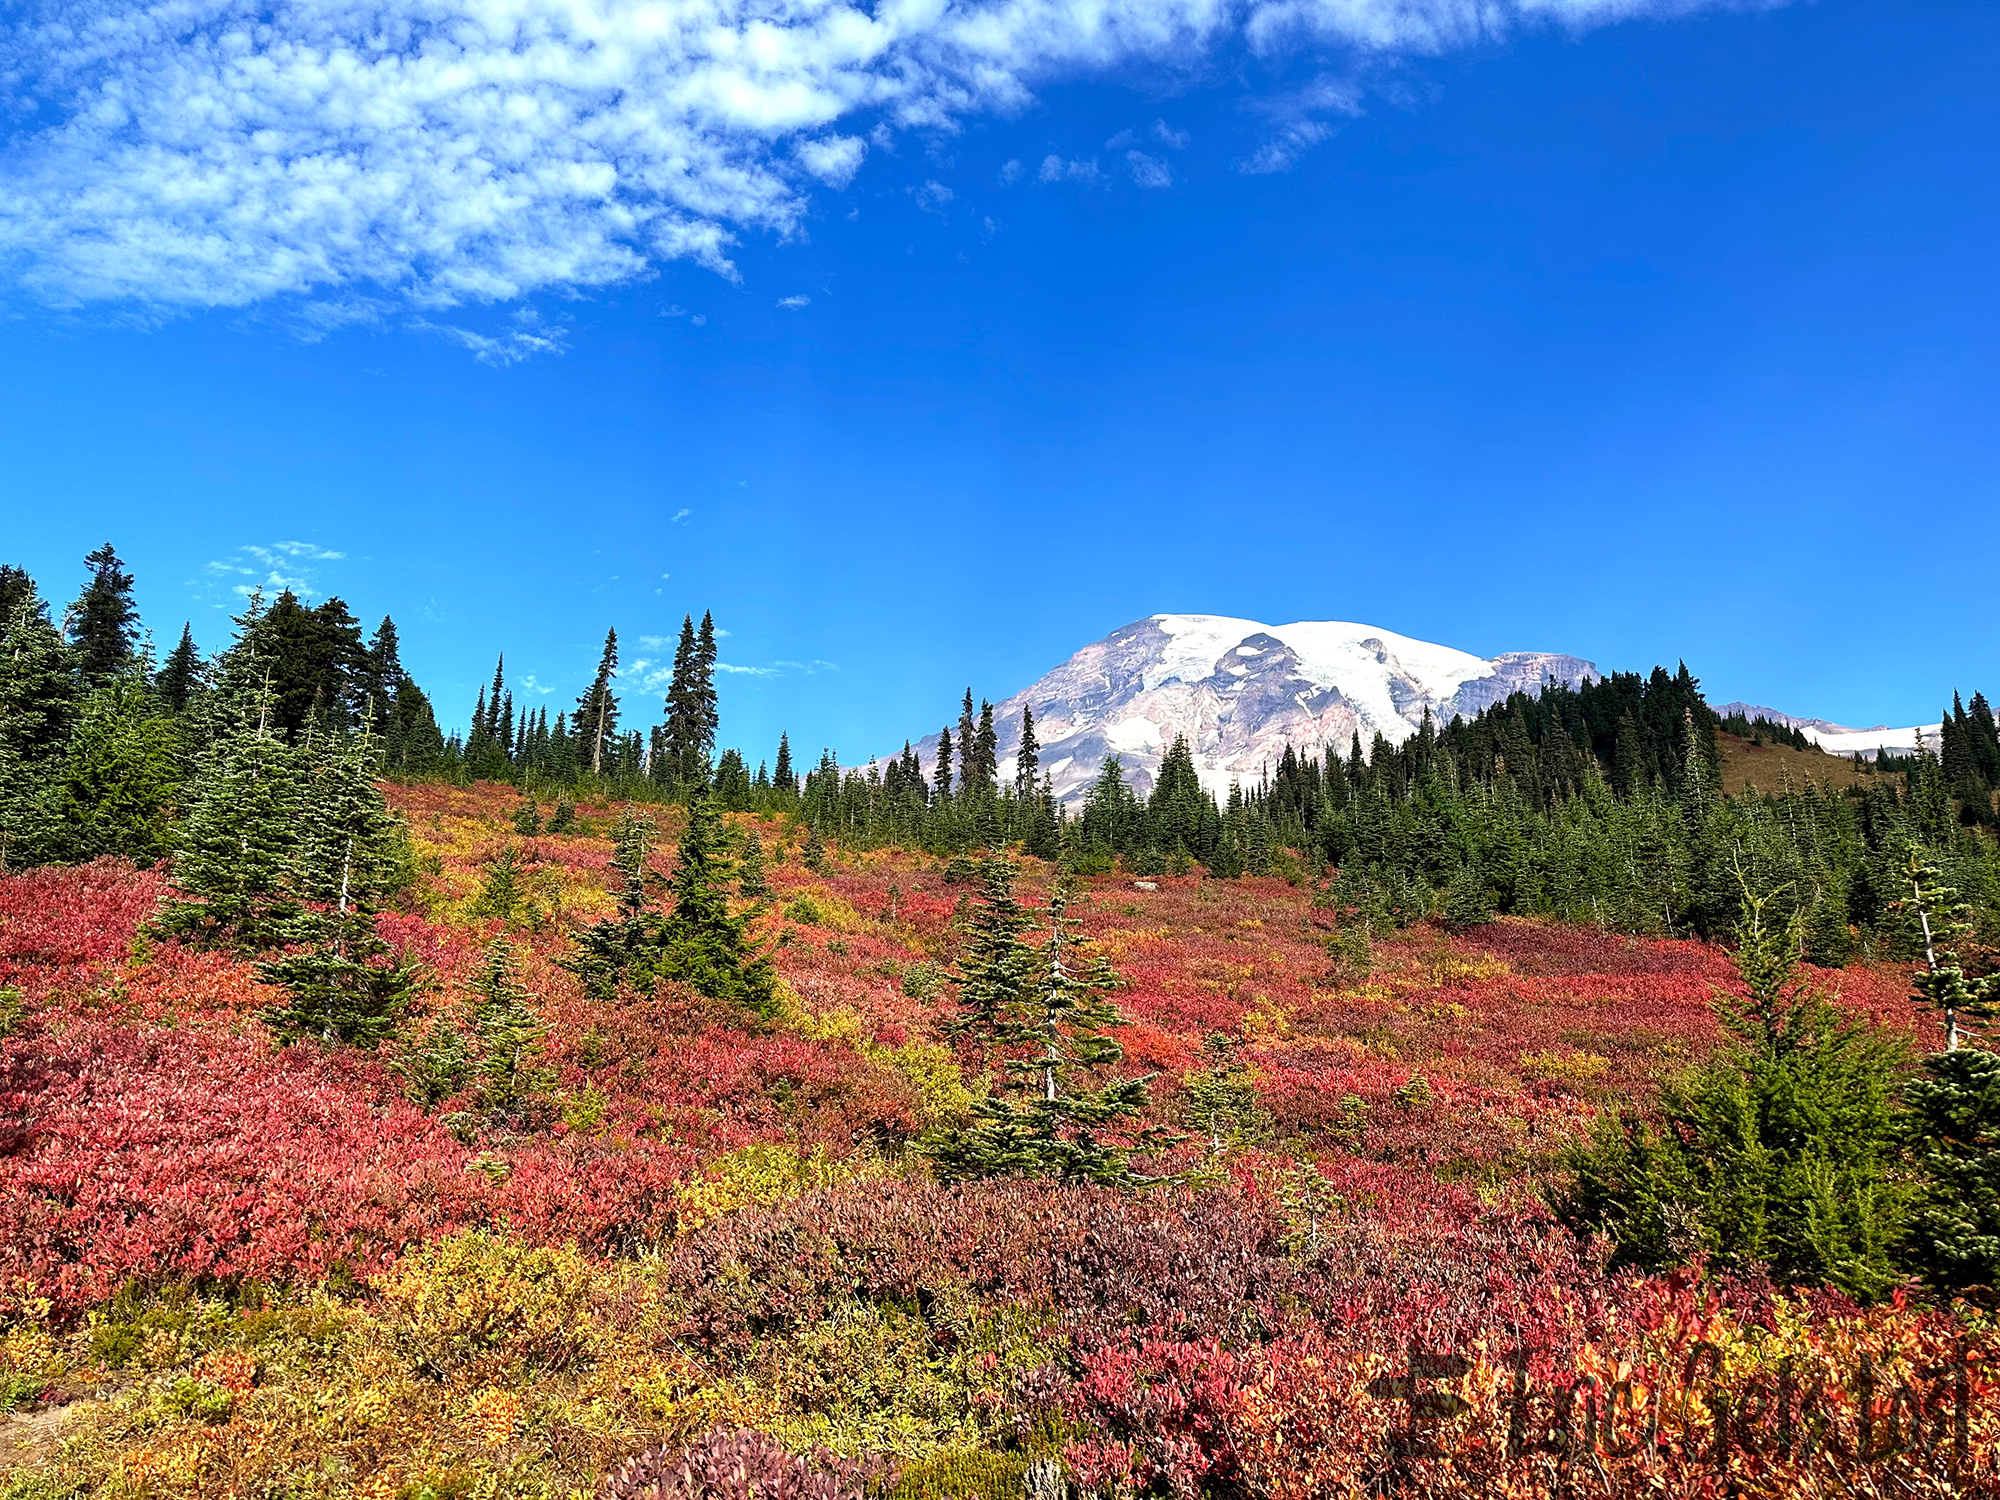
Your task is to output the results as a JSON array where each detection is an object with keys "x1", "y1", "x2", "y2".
[
  {"x1": 0, "y1": 585, "x2": 79, "y2": 868},
  {"x1": 360, "y1": 617, "x2": 403, "y2": 730},
  {"x1": 1015, "y1": 705, "x2": 1040, "y2": 801},
  {"x1": 773, "y1": 733, "x2": 795, "y2": 796},
  {"x1": 256, "y1": 728, "x2": 419, "y2": 1047},
  {"x1": 801, "y1": 820, "x2": 829, "y2": 873},
  {"x1": 50, "y1": 673, "x2": 184, "y2": 864},
  {"x1": 469, "y1": 938, "x2": 549, "y2": 1114},
  {"x1": 512, "y1": 794, "x2": 543, "y2": 836},
  {"x1": 64, "y1": 543, "x2": 139, "y2": 688},
  {"x1": 974, "y1": 700, "x2": 998, "y2": 791},
  {"x1": 153, "y1": 668, "x2": 306, "y2": 950},
  {"x1": 576, "y1": 628, "x2": 620, "y2": 776},
  {"x1": 941, "y1": 853, "x2": 1038, "y2": 1046},
  {"x1": 738, "y1": 829, "x2": 771, "y2": 899},
  {"x1": 928, "y1": 868, "x2": 1166, "y2": 1185},
  {"x1": 567, "y1": 791, "x2": 774, "y2": 1014},
  {"x1": 1905, "y1": 1045, "x2": 2000, "y2": 1292},
  {"x1": 957, "y1": 691, "x2": 977, "y2": 795},
  {"x1": 932, "y1": 727, "x2": 953, "y2": 804},
  {"x1": 661, "y1": 612, "x2": 720, "y2": 787},
  {"x1": 155, "y1": 624, "x2": 202, "y2": 714},
  {"x1": 1182, "y1": 1031, "x2": 1263, "y2": 1156},
  {"x1": 1893, "y1": 847, "x2": 2000, "y2": 1051},
  {"x1": 610, "y1": 808, "x2": 661, "y2": 915},
  {"x1": 0, "y1": 566, "x2": 33, "y2": 626},
  {"x1": 1558, "y1": 881, "x2": 1916, "y2": 1300}
]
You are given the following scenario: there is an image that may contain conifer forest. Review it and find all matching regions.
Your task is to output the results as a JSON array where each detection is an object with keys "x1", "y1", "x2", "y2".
[{"x1": 6, "y1": 545, "x2": 2000, "y2": 1499}]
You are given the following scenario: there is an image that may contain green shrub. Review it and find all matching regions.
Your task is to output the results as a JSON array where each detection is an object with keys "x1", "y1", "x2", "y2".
[{"x1": 891, "y1": 1450, "x2": 1028, "y2": 1500}]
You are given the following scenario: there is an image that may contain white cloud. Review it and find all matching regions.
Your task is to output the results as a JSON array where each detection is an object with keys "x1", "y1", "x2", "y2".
[
  {"x1": 998, "y1": 159, "x2": 1023, "y2": 185},
  {"x1": 204, "y1": 539, "x2": 344, "y2": 603},
  {"x1": 912, "y1": 179, "x2": 954, "y2": 212},
  {"x1": 0, "y1": 0, "x2": 1770, "y2": 314},
  {"x1": 671, "y1": 507, "x2": 693, "y2": 521},
  {"x1": 422, "y1": 318, "x2": 569, "y2": 366},
  {"x1": 1240, "y1": 76, "x2": 1364, "y2": 172},
  {"x1": 776, "y1": 294, "x2": 811, "y2": 308},
  {"x1": 716, "y1": 662, "x2": 779, "y2": 676},
  {"x1": 1155, "y1": 119, "x2": 1191, "y2": 148},
  {"x1": 1127, "y1": 151, "x2": 1173, "y2": 188},
  {"x1": 1039, "y1": 155, "x2": 1101, "y2": 184},
  {"x1": 796, "y1": 135, "x2": 868, "y2": 187}
]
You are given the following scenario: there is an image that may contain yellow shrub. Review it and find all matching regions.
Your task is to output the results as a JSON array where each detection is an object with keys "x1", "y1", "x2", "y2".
[
  {"x1": 784, "y1": 889, "x2": 864, "y2": 932},
  {"x1": 879, "y1": 1043, "x2": 976, "y2": 1129},
  {"x1": 370, "y1": 1232, "x2": 616, "y2": 1381},
  {"x1": 675, "y1": 1143, "x2": 888, "y2": 1232},
  {"x1": 1518, "y1": 1049, "x2": 1611, "y2": 1084}
]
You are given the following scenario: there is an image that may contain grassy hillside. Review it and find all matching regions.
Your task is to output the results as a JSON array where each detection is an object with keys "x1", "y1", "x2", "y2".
[{"x1": 1715, "y1": 730, "x2": 1881, "y2": 795}]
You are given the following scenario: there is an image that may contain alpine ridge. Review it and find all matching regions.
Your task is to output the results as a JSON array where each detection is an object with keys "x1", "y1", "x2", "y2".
[{"x1": 902, "y1": 614, "x2": 1601, "y2": 803}]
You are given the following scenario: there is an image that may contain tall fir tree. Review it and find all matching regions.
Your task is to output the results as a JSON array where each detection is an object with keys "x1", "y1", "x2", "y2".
[
  {"x1": 1014, "y1": 705, "x2": 1040, "y2": 801},
  {"x1": 155, "y1": 624, "x2": 202, "y2": 713},
  {"x1": 773, "y1": 732, "x2": 795, "y2": 796},
  {"x1": 64, "y1": 543, "x2": 139, "y2": 688},
  {"x1": 933, "y1": 727, "x2": 953, "y2": 805},
  {"x1": 576, "y1": 628, "x2": 620, "y2": 776},
  {"x1": 957, "y1": 690, "x2": 977, "y2": 795}
]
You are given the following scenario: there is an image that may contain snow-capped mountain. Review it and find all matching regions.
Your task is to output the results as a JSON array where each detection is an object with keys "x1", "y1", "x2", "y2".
[
  {"x1": 895, "y1": 614, "x2": 1601, "y2": 804},
  {"x1": 1713, "y1": 702, "x2": 1940, "y2": 757}
]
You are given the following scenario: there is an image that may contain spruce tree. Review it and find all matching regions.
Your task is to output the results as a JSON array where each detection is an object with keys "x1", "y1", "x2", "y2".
[
  {"x1": 1182, "y1": 1031, "x2": 1263, "y2": 1156},
  {"x1": 1558, "y1": 880, "x2": 1916, "y2": 1300},
  {"x1": 256, "y1": 727, "x2": 419, "y2": 1046},
  {"x1": 929, "y1": 867, "x2": 1166, "y2": 1185},
  {"x1": 567, "y1": 791, "x2": 774, "y2": 1013},
  {"x1": 974, "y1": 700, "x2": 998, "y2": 791},
  {"x1": 1905, "y1": 1045, "x2": 2000, "y2": 1292},
  {"x1": 1015, "y1": 705, "x2": 1040, "y2": 800},
  {"x1": 801, "y1": 820, "x2": 829, "y2": 873},
  {"x1": 153, "y1": 669, "x2": 306, "y2": 949},
  {"x1": 957, "y1": 690, "x2": 977, "y2": 794},
  {"x1": 51, "y1": 673, "x2": 184, "y2": 864},
  {"x1": 932, "y1": 727, "x2": 953, "y2": 803},
  {"x1": 738, "y1": 829, "x2": 771, "y2": 899},
  {"x1": 0, "y1": 586, "x2": 78, "y2": 868},
  {"x1": 155, "y1": 624, "x2": 202, "y2": 714},
  {"x1": 64, "y1": 543, "x2": 139, "y2": 688},
  {"x1": 576, "y1": 628, "x2": 620, "y2": 776},
  {"x1": 773, "y1": 732, "x2": 795, "y2": 796},
  {"x1": 1893, "y1": 847, "x2": 1999, "y2": 1050},
  {"x1": 470, "y1": 938, "x2": 548, "y2": 1114}
]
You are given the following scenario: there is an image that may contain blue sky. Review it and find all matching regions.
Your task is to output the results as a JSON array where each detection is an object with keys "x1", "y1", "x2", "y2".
[{"x1": 1, "y1": 0, "x2": 1995, "y2": 764}]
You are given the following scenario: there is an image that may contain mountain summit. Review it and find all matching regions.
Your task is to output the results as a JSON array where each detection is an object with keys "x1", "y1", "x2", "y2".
[{"x1": 909, "y1": 614, "x2": 1599, "y2": 803}]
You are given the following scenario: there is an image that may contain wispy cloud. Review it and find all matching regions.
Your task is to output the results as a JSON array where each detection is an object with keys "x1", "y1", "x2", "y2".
[
  {"x1": 1240, "y1": 76, "x2": 1365, "y2": 173},
  {"x1": 776, "y1": 295, "x2": 811, "y2": 309},
  {"x1": 1127, "y1": 151, "x2": 1174, "y2": 188},
  {"x1": 0, "y1": 0, "x2": 1770, "y2": 317},
  {"x1": 671, "y1": 508, "x2": 693, "y2": 523},
  {"x1": 204, "y1": 540, "x2": 345, "y2": 602},
  {"x1": 1039, "y1": 155, "x2": 1101, "y2": 184},
  {"x1": 716, "y1": 662, "x2": 780, "y2": 676},
  {"x1": 419, "y1": 311, "x2": 568, "y2": 366}
]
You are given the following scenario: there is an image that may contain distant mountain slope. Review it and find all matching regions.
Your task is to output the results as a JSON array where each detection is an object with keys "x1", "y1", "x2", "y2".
[
  {"x1": 1713, "y1": 701, "x2": 1940, "y2": 756},
  {"x1": 897, "y1": 614, "x2": 1600, "y2": 803}
]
